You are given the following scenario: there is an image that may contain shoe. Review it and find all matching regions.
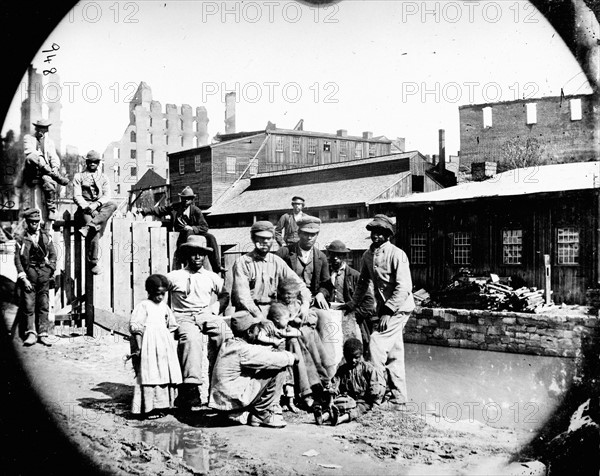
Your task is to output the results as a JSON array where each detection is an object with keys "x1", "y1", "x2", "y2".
[
  {"x1": 38, "y1": 336, "x2": 53, "y2": 347},
  {"x1": 331, "y1": 404, "x2": 340, "y2": 426},
  {"x1": 271, "y1": 403, "x2": 283, "y2": 415},
  {"x1": 23, "y1": 333, "x2": 37, "y2": 346},
  {"x1": 248, "y1": 412, "x2": 287, "y2": 428},
  {"x1": 79, "y1": 226, "x2": 89, "y2": 238},
  {"x1": 90, "y1": 265, "x2": 103, "y2": 275},
  {"x1": 282, "y1": 397, "x2": 299, "y2": 413},
  {"x1": 314, "y1": 406, "x2": 328, "y2": 425}
]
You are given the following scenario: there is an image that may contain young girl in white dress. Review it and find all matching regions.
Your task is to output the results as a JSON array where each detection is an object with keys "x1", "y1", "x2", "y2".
[{"x1": 129, "y1": 274, "x2": 182, "y2": 418}]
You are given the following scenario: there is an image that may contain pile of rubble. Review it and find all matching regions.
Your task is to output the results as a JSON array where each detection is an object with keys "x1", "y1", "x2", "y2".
[
  {"x1": 480, "y1": 283, "x2": 548, "y2": 312},
  {"x1": 420, "y1": 270, "x2": 554, "y2": 313}
]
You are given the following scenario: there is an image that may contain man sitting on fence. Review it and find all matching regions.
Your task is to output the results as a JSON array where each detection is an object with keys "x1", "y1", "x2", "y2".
[
  {"x1": 167, "y1": 235, "x2": 230, "y2": 411},
  {"x1": 14, "y1": 207, "x2": 57, "y2": 347},
  {"x1": 72, "y1": 150, "x2": 118, "y2": 275},
  {"x1": 140, "y1": 186, "x2": 225, "y2": 274}
]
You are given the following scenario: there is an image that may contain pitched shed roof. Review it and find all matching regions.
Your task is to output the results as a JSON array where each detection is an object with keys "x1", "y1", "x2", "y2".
[
  {"x1": 211, "y1": 217, "x2": 395, "y2": 254},
  {"x1": 370, "y1": 161, "x2": 600, "y2": 206},
  {"x1": 129, "y1": 169, "x2": 166, "y2": 192},
  {"x1": 208, "y1": 172, "x2": 411, "y2": 216}
]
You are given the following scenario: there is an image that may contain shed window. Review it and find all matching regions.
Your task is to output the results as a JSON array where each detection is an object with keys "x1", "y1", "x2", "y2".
[
  {"x1": 502, "y1": 229, "x2": 523, "y2": 265},
  {"x1": 249, "y1": 161, "x2": 258, "y2": 176},
  {"x1": 557, "y1": 227, "x2": 579, "y2": 265},
  {"x1": 483, "y1": 107, "x2": 492, "y2": 128},
  {"x1": 339, "y1": 141, "x2": 347, "y2": 157},
  {"x1": 226, "y1": 157, "x2": 236, "y2": 174},
  {"x1": 453, "y1": 232, "x2": 471, "y2": 265},
  {"x1": 292, "y1": 137, "x2": 301, "y2": 163},
  {"x1": 570, "y1": 98, "x2": 582, "y2": 121},
  {"x1": 526, "y1": 103, "x2": 537, "y2": 124},
  {"x1": 354, "y1": 143, "x2": 362, "y2": 159},
  {"x1": 411, "y1": 233, "x2": 427, "y2": 265},
  {"x1": 178, "y1": 158, "x2": 185, "y2": 175},
  {"x1": 275, "y1": 136, "x2": 284, "y2": 151},
  {"x1": 308, "y1": 138, "x2": 317, "y2": 155},
  {"x1": 368, "y1": 143, "x2": 376, "y2": 157},
  {"x1": 194, "y1": 154, "x2": 201, "y2": 172}
]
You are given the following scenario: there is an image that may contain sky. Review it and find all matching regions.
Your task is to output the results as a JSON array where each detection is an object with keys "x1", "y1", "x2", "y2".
[{"x1": 1, "y1": 0, "x2": 592, "y2": 158}]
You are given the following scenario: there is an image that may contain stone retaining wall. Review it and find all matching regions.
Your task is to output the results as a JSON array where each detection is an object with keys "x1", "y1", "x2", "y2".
[{"x1": 405, "y1": 307, "x2": 599, "y2": 358}]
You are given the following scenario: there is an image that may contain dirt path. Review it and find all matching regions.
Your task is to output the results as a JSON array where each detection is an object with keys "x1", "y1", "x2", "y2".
[{"x1": 3, "y1": 327, "x2": 541, "y2": 476}]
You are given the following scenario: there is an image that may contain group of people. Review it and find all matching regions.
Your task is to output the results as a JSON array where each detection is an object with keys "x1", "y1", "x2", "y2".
[
  {"x1": 14, "y1": 131, "x2": 415, "y2": 428},
  {"x1": 15, "y1": 119, "x2": 120, "y2": 346},
  {"x1": 128, "y1": 194, "x2": 416, "y2": 429}
]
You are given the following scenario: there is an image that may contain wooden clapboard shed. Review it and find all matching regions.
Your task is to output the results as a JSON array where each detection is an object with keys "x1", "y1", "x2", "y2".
[{"x1": 369, "y1": 161, "x2": 600, "y2": 305}]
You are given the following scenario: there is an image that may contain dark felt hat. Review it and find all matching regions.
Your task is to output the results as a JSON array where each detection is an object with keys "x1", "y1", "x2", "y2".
[
  {"x1": 327, "y1": 240, "x2": 350, "y2": 254},
  {"x1": 23, "y1": 208, "x2": 42, "y2": 222},
  {"x1": 291, "y1": 196, "x2": 305, "y2": 204},
  {"x1": 250, "y1": 220, "x2": 275, "y2": 238},
  {"x1": 366, "y1": 214, "x2": 394, "y2": 234},
  {"x1": 85, "y1": 150, "x2": 101, "y2": 162}
]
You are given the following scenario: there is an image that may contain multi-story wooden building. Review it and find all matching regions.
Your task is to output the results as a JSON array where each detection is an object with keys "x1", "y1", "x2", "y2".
[{"x1": 167, "y1": 124, "x2": 402, "y2": 209}]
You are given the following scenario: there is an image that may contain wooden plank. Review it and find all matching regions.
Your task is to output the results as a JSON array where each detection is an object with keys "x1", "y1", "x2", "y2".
[
  {"x1": 93, "y1": 221, "x2": 112, "y2": 311},
  {"x1": 168, "y1": 231, "x2": 179, "y2": 272},
  {"x1": 73, "y1": 220, "x2": 82, "y2": 321},
  {"x1": 112, "y1": 218, "x2": 133, "y2": 317},
  {"x1": 94, "y1": 308, "x2": 130, "y2": 337},
  {"x1": 132, "y1": 222, "x2": 152, "y2": 306},
  {"x1": 85, "y1": 250, "x2": 94, "y2": 336},
  {"x1": 150, "y1": 226, "x2": 169, "y2": 275}
]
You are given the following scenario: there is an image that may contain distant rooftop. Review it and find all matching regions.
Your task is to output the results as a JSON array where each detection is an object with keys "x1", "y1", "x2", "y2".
[{"x1": 370, "y1": 161, "x2": 600, "y2": 206}]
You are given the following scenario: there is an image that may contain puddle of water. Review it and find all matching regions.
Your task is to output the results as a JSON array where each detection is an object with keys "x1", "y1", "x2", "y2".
[
  {"x1": 405, "y1": 343, "x2": 576, "y2": 431},
  {"x1": 124, "y1": 423, "x2": 231, "y2": 473}
]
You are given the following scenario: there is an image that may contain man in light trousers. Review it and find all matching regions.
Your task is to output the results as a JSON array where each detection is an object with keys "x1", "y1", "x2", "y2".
[{"x1": 342, "y1": 214, "x2": 415, "y2": 405}]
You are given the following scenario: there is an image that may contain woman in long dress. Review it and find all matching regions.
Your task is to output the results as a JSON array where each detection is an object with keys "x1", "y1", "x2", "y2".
[{"x1": 129, "y1": 274, "x2": 182, "y2": 418}]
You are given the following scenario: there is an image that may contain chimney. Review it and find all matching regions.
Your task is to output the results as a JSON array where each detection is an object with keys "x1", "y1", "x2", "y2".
[
  {"x1": 438, "y1": 129, "x2": 446, "y2": 173},
  {"x1": 337, "y1": 129, "x2": 347, "y2": 137},
  {"x1": 362, "y1": 131, "x2": 373, "y2": 139},
  {"x1": 471, "y1": 161, "x2": 497, "y2": 181},
  {"x1": 225, "y1": 92, "x2": 236, "y2": 134}
]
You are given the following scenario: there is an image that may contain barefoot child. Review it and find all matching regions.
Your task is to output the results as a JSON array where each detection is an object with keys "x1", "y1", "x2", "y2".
[
  {"x1": 129, "y1": 274, "x2": 183, "y2": 418},
  {"x1": 314, "y1": 338, "x2": 385, "y2": 425}
]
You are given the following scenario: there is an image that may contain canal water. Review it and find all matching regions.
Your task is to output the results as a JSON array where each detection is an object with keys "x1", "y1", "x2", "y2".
[{"x1": 404, "y1": 343, "x2": 576, "y2": 431}]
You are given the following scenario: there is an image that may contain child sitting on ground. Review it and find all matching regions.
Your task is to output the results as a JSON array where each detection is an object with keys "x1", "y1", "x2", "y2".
[
  {"x1": 314, "y1": 338, "x2": 385, "y2": 425},
  {"x1": 253, "y1": 302, "x2": 302, "y2": 412},
  {"x1": 129, "y1": 274, "x2": 182, "y2": 419}
]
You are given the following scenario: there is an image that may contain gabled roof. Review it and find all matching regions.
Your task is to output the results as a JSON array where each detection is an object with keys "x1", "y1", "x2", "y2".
[
  {"x1": 370, "y1": 161, "x2": 600, "y2": 206},
  {"x1": 208, "y1": 172, "x2": 411, "y2": 216},
  {"x1": 129, "y1": 169, "x2": 166, "y2": 192}
]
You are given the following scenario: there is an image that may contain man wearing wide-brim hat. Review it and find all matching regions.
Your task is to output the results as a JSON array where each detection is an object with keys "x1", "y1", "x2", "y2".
[
  {"x1": 141, "y1": 186, "x2": 224, "y2": 274},
  {"x1": 21, "y1": 118, "x2": 70, "y2": 223},
  {"x1": 232, "y1": 220, "x2": 311, "y2": 320},
  {"x1": 73, "y1": 150, "x2": 118, "y2": 275},
  {"x1": 209, "y1": 311, "x2": 298, "y2": 428},
  {"x1": 14, "y1": 207, "x2": 57, "y2": 347},
  {"x1": 341, "y1": 214, "x2": 415, "y2": 406},
  {"x1": 275, "y1": 196, "x2": 307, "y2": 246},
  {"x1": 166, "y1": 234, "x2": 230, "y2": 411}
]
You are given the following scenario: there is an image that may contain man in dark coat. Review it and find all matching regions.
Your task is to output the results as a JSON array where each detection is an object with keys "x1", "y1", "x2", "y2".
[
  {"x1": 141, "y1": 186, "x2": 224, "y2": 273},
  {"x1": 324, "y1": 240, "x2": 376, "y2": 356},
  {"x1": 14, "y1": 208, "x2": 57, "y2": 347},
  {"x1": 276, "y1": 216, "x2": 337, "y2": 377}
]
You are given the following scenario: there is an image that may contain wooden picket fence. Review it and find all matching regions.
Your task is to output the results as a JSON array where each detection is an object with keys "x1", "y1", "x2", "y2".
[{"x1": 53, "y1": 212, "x2": 192, "y2": 336}]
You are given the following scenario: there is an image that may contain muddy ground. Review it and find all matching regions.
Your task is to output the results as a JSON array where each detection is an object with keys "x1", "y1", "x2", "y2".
[{"x1": 0, "y1": 324, "x2": 545, "y2": 476}]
